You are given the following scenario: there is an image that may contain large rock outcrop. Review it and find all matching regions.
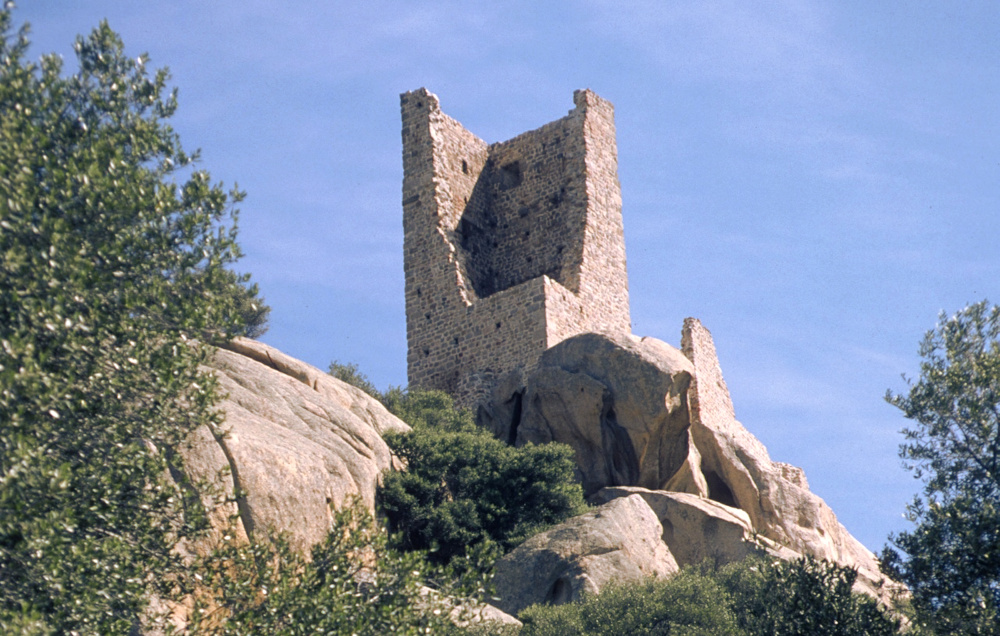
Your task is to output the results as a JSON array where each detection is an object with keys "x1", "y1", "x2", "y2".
[
  {"x1": 591, "y1": 486, "x2": 757, "y2": 568},
  {"x1": 176, "y1": 337, "x2": 409, "y2": 552},
  {"x1": 480, "y1": 321, "x2": 887, "y2": 595},
  {"x1": 679, "y1": 319, "x2": 881, "y2": 588},
  {"x1": 481, "y1": 333, "x2": 698, "y2": 498},
  {"x1": 492, "y1": 495, "x2": 678, "y2": 615}
]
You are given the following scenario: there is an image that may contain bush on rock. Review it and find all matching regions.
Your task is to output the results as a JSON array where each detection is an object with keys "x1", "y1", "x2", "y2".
[{"x1": 378, "y1": 389, "x2": 589, "y2": 566}]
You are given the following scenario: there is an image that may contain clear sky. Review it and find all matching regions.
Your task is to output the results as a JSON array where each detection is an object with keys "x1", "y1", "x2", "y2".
[{"x1": 16, "y1": 1, "x2": 1000, "y2": 554}]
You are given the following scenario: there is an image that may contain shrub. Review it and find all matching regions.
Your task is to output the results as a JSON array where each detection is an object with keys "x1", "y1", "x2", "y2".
[
  {"x1": 517, "y1": 556, "x2": 903, "y2": 636},
  {"x1": 379, "y1": 385, "x2": 475, "y2": 431},
  {"x1": 188, "y1": 502, "x2": 476, "y2": 635},
  {"x1": 328, "y1": 360, "x2": 380, "y2": 397},
  {"x1": 377, "y1": 389, "x2": 588, "y2": 566},
  {"x1": 518, "y1": 570, "x2": 742, "y2": 636},
  {"x1": 718, "y1": 555, "x2": 900, "y2": 636}
]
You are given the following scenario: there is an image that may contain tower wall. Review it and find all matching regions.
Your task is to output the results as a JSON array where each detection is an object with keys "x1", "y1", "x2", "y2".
[{"x1": 401, "y1": 88, "x2": 630, "y2": 406}]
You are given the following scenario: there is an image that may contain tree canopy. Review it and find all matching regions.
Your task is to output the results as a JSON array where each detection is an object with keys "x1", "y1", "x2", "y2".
[
  {"x1": 379, "y1": 394, "x2": 588, "y2": 565},
  {"x1": 325, "y1": 365, "x2": 590, "y2": 568},
  {"x1": 0, "y1": 9, "x2": 255, "y2": 632},
  {"x1": 883, "y1": 300, "x2": 1000, "y2": 634}
]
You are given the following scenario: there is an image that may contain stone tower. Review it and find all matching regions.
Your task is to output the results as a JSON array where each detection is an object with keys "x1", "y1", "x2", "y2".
[{"x1": 401, "y1": 88, "x2": 630, "y2": 406}]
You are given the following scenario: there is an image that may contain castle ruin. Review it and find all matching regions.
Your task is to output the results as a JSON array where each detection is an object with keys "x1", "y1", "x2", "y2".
[{"x1": 401, "y1": 88, "x2": 631, "y2": 405}]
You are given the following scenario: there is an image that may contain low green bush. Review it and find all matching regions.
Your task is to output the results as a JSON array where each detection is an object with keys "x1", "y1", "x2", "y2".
[
  {"x1": 322, "y1": 366, "x2": 588, "y2": 570},
  {"x1": 718, "y1": 555, "x2": 901, "y2": 636},
  {"x1": 378, "y1": 389, "x2": 588, "y2": 566},
  {"x1": 519, "y1": 570, "x2": 742, "y2": 636},
  {"x1": 328, "y1": 360, "x2": 381, "y2": 397},
  {"x1": 518, "y1": 556, "x2": 903, "y2": 636}
]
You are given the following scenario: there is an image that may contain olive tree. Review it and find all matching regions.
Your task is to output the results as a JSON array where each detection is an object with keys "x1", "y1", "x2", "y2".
[{"x1": 0, "y1": 9, "x2": 252, "y2": 632}]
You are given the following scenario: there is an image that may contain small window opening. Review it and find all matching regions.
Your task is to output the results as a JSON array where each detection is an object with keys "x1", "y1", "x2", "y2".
[{"x1": 497, "y1": 161, "x2": 523, "y2": 190}]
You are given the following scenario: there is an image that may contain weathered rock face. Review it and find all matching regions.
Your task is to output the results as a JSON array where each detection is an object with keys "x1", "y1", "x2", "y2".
[
  {"x1": 176, "y1": 337, "x2": 409, "y2": 552},
  {"x1": 481, "y1": 332, "x2": 698, "y2": 497},
  {"x1": 591, "y1": 486, "x2": 756, "y2": 569},
  {"x1": 480, "y1": 322, "x2": 886, "y2": 595},
  {"x1": 679, "y1": 319, "x2": 882, "y2": 585},
  {"x1": 492, "y1": 495, "x2": 678, "y2": 615}
]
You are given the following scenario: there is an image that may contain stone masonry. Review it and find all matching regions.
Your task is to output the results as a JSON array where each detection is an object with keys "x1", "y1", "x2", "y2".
[{"x1": 401, "y1": 88, "x2": 630, "y2": 406}]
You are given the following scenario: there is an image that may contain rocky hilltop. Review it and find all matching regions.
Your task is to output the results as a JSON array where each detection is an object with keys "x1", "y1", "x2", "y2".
[
  {"x1": 176, "y1": 337, "x2": 409, "y2": 553},
  {"x1": 480, "y1": 319, "x2": 890, "y2": 612},
  {"x1": 173, "y1": 325, "x2": 894, "y2": 626}
]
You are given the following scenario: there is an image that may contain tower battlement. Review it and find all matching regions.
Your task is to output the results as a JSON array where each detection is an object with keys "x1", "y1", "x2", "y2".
[{"x1": 401, "y1": 88, "x2": 630, "y2": 406}]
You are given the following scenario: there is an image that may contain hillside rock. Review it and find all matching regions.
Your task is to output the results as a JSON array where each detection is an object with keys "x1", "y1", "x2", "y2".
[
  {"x1": 482, "y1": 332, "x2": 698, "y2": 497},
  {"x1": 680, "y1": 318, "x2": 883, "y2": 585},
  {"x1": 176, "y1": 337, "x2": 409, "y2": 552},
  {"x1": 591, "y1": 486, "x2": 756, "y2": 568},
  {"x1": 481, "y1": 322, "x2": 888, "y2": 595},
  {"x1": 491, "y1": 494, "x2": 678, "y2": 615}
]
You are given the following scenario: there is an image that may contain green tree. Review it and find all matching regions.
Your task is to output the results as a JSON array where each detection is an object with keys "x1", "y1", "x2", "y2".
[
  {"x1": 220, "y1": 267, "x2": 271, "y2": 338},
  {"x1": 189, "y1": 502, "x2": 474, "y2": 636},
  {"x1": 882, "y1": 301, "x2": 1000, "y2": 634},
  {"x1": 0, "y1": 10, "x2": 251, "y2": 633},
  {"x1": 328, "y1": 359, "x2": 380, "y2": 397},
  {"x1": 719, "y1": 555, "x2": 900, "y2": 636},
  {"x1": 323, "y1": 364, "x2": 591, "y2": 567},
  {"x1": 379, "y1": 385, "x2": 477, "y2": 431},
  {"x1": 377, "y1": 389, "x2": 588, "y2": 566}
]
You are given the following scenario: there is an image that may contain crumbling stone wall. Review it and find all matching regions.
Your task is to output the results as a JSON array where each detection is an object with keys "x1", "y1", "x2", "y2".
[{"x1": 401, "y1": 88, "x2": 630, "y2": 406}]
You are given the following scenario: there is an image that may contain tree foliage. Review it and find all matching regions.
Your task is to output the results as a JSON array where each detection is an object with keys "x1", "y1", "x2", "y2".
[
  {"x1": 882, "y1": 300, "x2": 1000, "y2": 634},
  {"x1": 219, "y1": 267, "x2": 271, "y2": 339},
  {"x1": 518, "y1": 556, "x2": 901, "y2": 636},
  {"x1": 379, "y1": 386, "x2": 477, "y2": 432},
  {"x1": 518, "y1": 568, "x2": 742, "y2": 636},
  {"x1": 188, "y1": 502, "x2": 477, "y2": 636},
  {"x1": 328, "y1": 359, "x2": 379, "y2": 398},
  {"x1": 0, "y1": 9, "x2": 252, "y2": 632},
  {"x1": 322, "y1": 365, "x2": 590, "y2": 568},
  {"x1": 374, "y1": 388, "x2": 588, "y2": 566},
  {"x1": 720, "y1": 555, "x2": 900, "y2": 636}
]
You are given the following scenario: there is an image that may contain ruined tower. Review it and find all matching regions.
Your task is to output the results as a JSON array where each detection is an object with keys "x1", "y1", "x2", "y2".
[{"x1": 401, "y1": 88, "x2": 630, "y2": 406}]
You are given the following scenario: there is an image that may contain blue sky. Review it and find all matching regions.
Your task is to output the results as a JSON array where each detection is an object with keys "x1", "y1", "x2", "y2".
[{"x1": 16, "y1": 1, "x2": 1000, "y2": 554}]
